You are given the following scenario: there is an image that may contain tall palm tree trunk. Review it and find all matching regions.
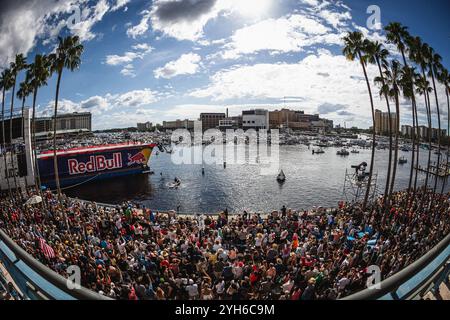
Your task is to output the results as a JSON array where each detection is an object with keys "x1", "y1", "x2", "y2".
[
  {"x1": 359, "y1": 53, "x2": 376, "y2": 210},
  {"x1": 413, "y1": 99, "x2": 420, "y2": 195},
  {"x1": 390, "y1": 94, "x2": 401, "y2": 196},
  {"x1": 376, "y1": 57, "x2": 393, "y2": 206},
  {"x1": 53, "y1": 70, "x2": 63, "y2": 202},
  {"x1": 398, "y1": 49, "x2": 418, "y2": 196},
  {"x1": 442, "y1": 86, "x2": 449, "y2": 194},
  {"x1": 1, "y1": 88, "x2": 12, "y2": 199},
  {"x1": 31, "y1": 89, "x2": 41, "y2": 190},
  {"x1": 408, "y1": 98, "x2": 417, "y2": 194},
  {"x1": 20, "y1": 96, "x2": 28, "y2": 189},
  {"x1": 31, "y1": 88, "x2": 45, "y2": 210},
  {"x1": 423, "y1": 90, "x2": 432, "y2": 189},
  {"x1": 430, "y1": 70, "x2": 442, "y2": 193},
  {"x1": 9, "y1": 78, "x2": 19, "y2": 191}
]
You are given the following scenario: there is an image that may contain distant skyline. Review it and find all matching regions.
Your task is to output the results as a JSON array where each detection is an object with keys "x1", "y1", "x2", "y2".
[{"x1": 0, "y1": 0, "x2": 449, "y2": 130}]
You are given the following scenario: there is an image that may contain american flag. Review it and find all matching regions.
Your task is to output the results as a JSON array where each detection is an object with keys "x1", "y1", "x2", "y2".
[{"x1": 39, "y1": 238, "x2": 55, "y2": 260}]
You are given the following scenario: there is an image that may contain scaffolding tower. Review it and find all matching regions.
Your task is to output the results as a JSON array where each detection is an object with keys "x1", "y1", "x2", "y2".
[{"x1": 343, "y1": 162, "x2": 379, "y2": 203}]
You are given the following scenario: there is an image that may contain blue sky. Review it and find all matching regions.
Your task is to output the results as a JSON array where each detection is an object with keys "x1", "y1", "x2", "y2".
[{"x1": 0, "y1": 0, "x2": 449, "y2": 130}]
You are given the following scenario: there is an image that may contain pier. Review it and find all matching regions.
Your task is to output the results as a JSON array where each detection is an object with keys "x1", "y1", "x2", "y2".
[{"x1": 415, "y1": 163, "x2": 450, "y2": 178}]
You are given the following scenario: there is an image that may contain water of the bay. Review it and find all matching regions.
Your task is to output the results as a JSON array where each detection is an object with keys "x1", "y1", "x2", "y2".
[{"x1": 65, "y1": 145, "x2": 449, "y2": 213}]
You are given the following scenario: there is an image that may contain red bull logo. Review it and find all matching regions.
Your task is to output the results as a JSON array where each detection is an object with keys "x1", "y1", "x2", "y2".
[
  {"x1": 68, "y1": 153, "x2": 122, "y2": 175},
  {"x1": 127, "y1": 151, "x2": 147, "y2": 166}
]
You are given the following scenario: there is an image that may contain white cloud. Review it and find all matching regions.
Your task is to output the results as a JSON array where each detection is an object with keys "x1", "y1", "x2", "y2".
[
  {"x1": 80, "y1": 95, "x2": 110, "y2": 112},
  {"x1": 191, "y1": 50, "x2": 383, "y2": 127},
  {"x1": 127, "y1": 10, "x2": 152, "y2": 39},
  {"x1": 145, "y1": 0, "x2": 274, "y2": 42},
  {"x1": 154, "y1": 53, "x2": 202, "y2": 79},
  {"x1": 0, "y1": 0, "x2": 125, "y2": 66},
  {"x1": 40, "y1": 89, "x2": 159, "y2": 115},
  {"x1": 105, "y1": 51, "x2": 143, "y2": 65},
  {"x1": 221, "y1": 14, "x2": 337, "y2": 59},
  {"x1": 131, "y1": 43, "x2": 153, "y2": 51},
  {"x1": 105, "y1": 42, "x2": 153, "y2": 76},
  {"x1": 300, "y1": 0, "x2": 320, "y2": 6},
  {"x1": 317, "y1": 9, "x2": 352, "y2": 29},
  {"x1": 70, "y1": 0, "x2": 110, "y2": 41},
  {"x1": 114, "y1": 88, "x2": 160, "y2": 107},
  {"x1": 120, "y1": 64, "x2": 136, "y2": 77},
  {"x1": 148, "y1": 0, "x2": 222, "y2": 41},
  {"x1": 111, "y1": 0, "x2": 130, "y2": 11},
  {"x1": 0, "y1": 0, "x2": 74, "y2": 66}
]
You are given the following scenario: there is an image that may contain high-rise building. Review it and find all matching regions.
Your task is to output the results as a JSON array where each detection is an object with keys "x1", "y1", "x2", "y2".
[
  {"x1": 137, "y1": 122, "x2": 153, "y2": 131},
  {"x1": 163, "y1": 119, "x2": 195, "y2": 130},
  {"x1": 242, "y1": 109, "x2": 269, "y2": 130},
  {"x1": 200, "y1": 113, "x2": 226, "y2": 131},
  {"x1": 375, "y1": 109, "x2": 397, "y2": 135},
  {"x1": 402, "y1": 125, "x2": 446, "y2": 141},
  {"x1": 34, "y1": 112, "x2": 92, "y2": 134},
  {"x1": 268, "y1": 109, "x2": 333, "y2": 132}
]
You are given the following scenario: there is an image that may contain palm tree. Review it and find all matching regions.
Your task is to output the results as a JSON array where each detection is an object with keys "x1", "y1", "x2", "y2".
[
  {"x1": 17, "y1": 76, "x2": 32, "y2": 143},
  {"x1": 366, "y1": 40, "x2": 394, "y2": 206},
  {"x1": 415, "y1": 75, "x2": 434, "y2": 190},
  {"x1": 48, "y1": 36, "x2": 84, "y2": 202},
  {"x1": 437, "y1": 68, "x2": 449, "y2": 193},
  {"x1": 385, "y1": 22, "x2": 418, "y2": 195},
  {"x1": 17, "y1": 75, "x2": 32, "y2": 188},
  {"x1": 8, "y1": 54, "x2": 28, "y2": 191},
  {"x1": 0, "y1": 69, "x2": 14, "y2": 198},
  {"x1": 28, "y1": 54, "x2": 51, "y2": 192},
  {"x1": 424, "y1": 46, "x2": 443, "y2": 193},
  {"x1": 343, "y1": 31, "x2": 376, "y2": 210},
  {"x1": 407, "y1": 36, "x2": 432, "y2": 190},
  {"x1": 400, "y1": 66, "x2": 420, "y2": 197},
  {"x1": 376, "y1": 60, "x2": 403, "y2": 196}
]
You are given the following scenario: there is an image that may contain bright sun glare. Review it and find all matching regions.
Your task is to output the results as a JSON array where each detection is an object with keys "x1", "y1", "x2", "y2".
[{"x1": 234, "y1": 0, "x2": 272, "y2": 18}]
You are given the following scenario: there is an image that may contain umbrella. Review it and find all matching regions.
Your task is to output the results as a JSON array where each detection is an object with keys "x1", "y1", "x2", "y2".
[{"x1": 25, "y1": 195, "x2": 43, "y2": 206}]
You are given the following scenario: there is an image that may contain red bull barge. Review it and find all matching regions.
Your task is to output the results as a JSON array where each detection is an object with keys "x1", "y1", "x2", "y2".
[{"x1": 37, "y1": 142, "x2": 158, "y2": 189}]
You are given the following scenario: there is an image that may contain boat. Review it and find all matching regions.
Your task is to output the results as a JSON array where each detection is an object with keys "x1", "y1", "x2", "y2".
[
  {"x1": 312, "y1": 148, "x2": 325, "y2": 154},
  {"x1": 277, "y1": 170, "x2": 286, "y2": 183},
  {"x1": 37, "y1": 142, "x2": 157, "y2": 188},
  {"x1": 168, "y1": 177, "x2": 181, "y2": 189},
  {"x1": 351, "y1": 149, "x2": 360, "y2": 154},
  {"x1": 398, "y1": 156, "x2": 408, "y2": 164},
  {"x1": 337, "y1": 149, "x2": 350, "y2": 156}
]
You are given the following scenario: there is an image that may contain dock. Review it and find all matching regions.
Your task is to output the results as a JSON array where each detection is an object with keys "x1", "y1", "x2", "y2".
[{"x1": 415, "y1": 164, "x2": 450, "y2": 178}]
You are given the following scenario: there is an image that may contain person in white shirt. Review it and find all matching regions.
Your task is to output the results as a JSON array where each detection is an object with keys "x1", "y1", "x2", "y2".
[{"x1": 186, "y1": 279, "x2": 199, "y2": 300}]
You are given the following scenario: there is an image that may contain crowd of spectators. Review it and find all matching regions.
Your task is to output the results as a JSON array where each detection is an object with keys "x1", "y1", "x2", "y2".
[{"x1": 0, "y1": 188, "x2": 449, "y2": 300}]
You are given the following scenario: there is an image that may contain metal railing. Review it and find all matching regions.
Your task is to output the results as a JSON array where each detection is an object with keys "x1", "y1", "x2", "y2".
[
  {"x1": 343, "y1": 232, "x2": 450, "y2": 300},
  {"x1": 0, "y1": 229, "x2": 110, "y2": 300}
]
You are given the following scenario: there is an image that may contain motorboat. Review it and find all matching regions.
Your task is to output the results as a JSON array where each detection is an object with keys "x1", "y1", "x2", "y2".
[
  {"x1": 351, "y1": 149, "x2": 360, "y2": 154},
  {"x1": 312, "y1": 148, "x2": 325, "y2": 154},
  {"x1": 337, "y1": 149, "x2": 350, "y2": 156},
  {"x1": 168, "y1": 177, "x2": 181, "y2": 189},
  {"x1": 277, "y1": 170, "x2": 286, "y2": 183},
  {"x1": 398, "y1": 156, "x2": 407, "y2": 164}
]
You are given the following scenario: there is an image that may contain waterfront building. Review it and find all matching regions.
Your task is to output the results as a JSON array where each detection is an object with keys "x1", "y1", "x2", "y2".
[
  {"x1": 34, "y1": 112, "x2": 92, "y2": 134},
  {"x1": 0, "y1": 109, "x2": 35, "y2": 191},
  {"x1": 242, "y1": 109, "x2": 270, "y2": 130},
  {"x1": 402, "y1": 125, "x2": 414, "y2": 137},
  {"x1": 163, "y1": 119, "x2": 195, "y2": 131},
  {"x1": 200, "y1": 113, "x2": 226, "y2": 131},
  {"x1": 375, "y1": 109, "x2": 397, "y2": 135},
  {"x1": 402, "y1": 124, "x2": 446, "y2": 141},
  {"x1": 269, "y1": 108, "x2": 333, "y2": 132},
  {"x1": 137, "y1": 122, "x2": 153, "y2": 131}
]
